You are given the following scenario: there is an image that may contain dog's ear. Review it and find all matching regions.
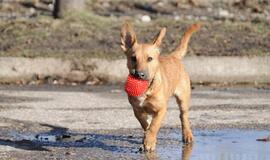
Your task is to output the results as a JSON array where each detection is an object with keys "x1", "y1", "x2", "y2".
[
  {"x1": 120, "y1": 22, "x2": 137, "y2": 52},
  {"x1": 152, "y1": 27, "x2": 166, "y2": 47}
]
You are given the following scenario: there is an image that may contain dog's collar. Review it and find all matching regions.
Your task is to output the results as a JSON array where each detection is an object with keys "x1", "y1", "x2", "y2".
[
  {"x1": 145, "y1": 74, "x2": 156, "y2": 96},
  {"x1": 148, "y1": 77, "x2": 155, "y2": 90}
]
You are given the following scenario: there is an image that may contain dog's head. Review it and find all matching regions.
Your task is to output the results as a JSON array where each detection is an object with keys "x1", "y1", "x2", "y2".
[{"x1": 120, "y1": 22, "x2": 166, "y2": 81}]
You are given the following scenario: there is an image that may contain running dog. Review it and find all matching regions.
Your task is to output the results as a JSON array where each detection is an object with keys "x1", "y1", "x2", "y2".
[{"x1": 120, "y1": 22, "x2": 200, "y2": 152}]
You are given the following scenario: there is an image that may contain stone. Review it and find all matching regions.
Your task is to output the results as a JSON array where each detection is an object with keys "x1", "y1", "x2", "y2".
[
  {"x1": 141, "y1": 15, "x2": 151, "y2": 23},
  {"x1": 66, "y1": 70, "x2": 87, "y2": 82}
]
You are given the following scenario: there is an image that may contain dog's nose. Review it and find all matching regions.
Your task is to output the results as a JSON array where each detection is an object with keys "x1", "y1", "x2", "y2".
[
  {"x1": 137, "y1": 72, "x2": 146, "y2": 79},
  {"x1": 131, "y1": 70, "x2": 147, "y2": 79},
  {"x1": 135, "y1": 71, "x2": 147, "y2": 80}
]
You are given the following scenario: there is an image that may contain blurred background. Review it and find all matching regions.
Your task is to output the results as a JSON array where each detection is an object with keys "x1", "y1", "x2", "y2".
[
  {"x1": 1, "y1": 0, "x2": 270, "y2": 56},
  {"x1": 0, "y1": 0, "x2": 269, "y2": 85},
  {"x1": 0, "y1": 1, "x2": 270, "y2": 159}
]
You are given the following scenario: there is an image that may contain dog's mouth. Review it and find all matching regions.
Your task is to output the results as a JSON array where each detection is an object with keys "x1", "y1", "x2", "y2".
[{"x1": 129, "y1": 69, "x2": 156, "y2": 91}]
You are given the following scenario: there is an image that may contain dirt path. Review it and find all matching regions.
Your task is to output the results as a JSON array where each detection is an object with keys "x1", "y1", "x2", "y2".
[
  {"x1": 0, "y1": 85, "x2": 270, "y2": 130},
  {"x1": 0, "y1": 85, "x2": 269, "y2": 159}
]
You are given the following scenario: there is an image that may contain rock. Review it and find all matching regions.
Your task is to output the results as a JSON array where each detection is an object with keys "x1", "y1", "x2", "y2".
[
  {"x1": 157, "y1": 2, "x2": 164, "y2": 6},
  {"x1": 200, "y1": 16, "x2": 208, "y2": 21},
  {"x1": 174, "y1": 15, "x2": 181, "y2": 21},
  {"x1": 219, "y1": 9, "x2": 229, "y2": 17},
  {"x1": 28, "y1": 81, "x2": 37, "y2": 85},
  {"x1": 48, "y1": 3, "x2": 54, "y2": 10},
  {"x1": 53, "y1": 80, "x2": 58, "y2": 85},
  {"x1": 71, "y1": 82, "x2": 77, "y2": 86},
  {"x1": 66, "y1": 70, "x2": 87, "y2": 83},
  {"x1": 217, "y1": 8, "x2": 234, "y2": 19},
  {"x1": 141, "y1": 15, "x2": 151, "y2": 23},
  {"x1": 29, "y1": 7, "x2": 36, "y2": 15},
  {"x1": 186, "y1": 15, "x2": 194, "y2": 20},
  {"x1": 86, "y1": 77, "x2": 100, "y2": 85},
  {"x1": 86, "y1": 81, "x2": 95, "y2": 85}
]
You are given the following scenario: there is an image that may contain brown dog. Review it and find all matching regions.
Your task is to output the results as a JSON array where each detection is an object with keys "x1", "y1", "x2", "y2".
[{"x1": 120, "y1": 22, "x2": 200, "y2": 152}]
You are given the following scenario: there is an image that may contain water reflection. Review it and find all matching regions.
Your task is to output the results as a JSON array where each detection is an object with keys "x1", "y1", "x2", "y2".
[
  {"x1": 182, "y1": 143, "x2": 193, "y2": 160},
  {"x1": 145, "y1": 143, "x2": 193, "y2": 160}
]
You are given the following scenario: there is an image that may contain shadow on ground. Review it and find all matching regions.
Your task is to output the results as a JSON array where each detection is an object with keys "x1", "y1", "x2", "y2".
[
  {"x1": 0, "y1": 117, "x2": 196, "y2": 159},
  {"x1": 0, "y1": 117, "x2": 269, "y2": 159}
]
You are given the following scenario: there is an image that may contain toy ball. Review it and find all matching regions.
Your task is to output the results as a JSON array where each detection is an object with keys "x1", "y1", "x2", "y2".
[{"x1": 125, "y1": 74, "x2": 149, "y2": 97}]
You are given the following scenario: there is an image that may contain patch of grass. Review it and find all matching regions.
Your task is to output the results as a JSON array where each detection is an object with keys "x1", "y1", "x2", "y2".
[
  {"x1": 244, "y1": 48, "x2": 270, "y2": 57},
  {"x1": 0, "y1": 12, "x2": 121, "y2": 59},
  {"x1": 63, "y1": 11, "x2": 116, "y2": 29},
  {"x1": 0, "y1": 12, "x2": 269, "y2": 58},
  {"x1": 251, "y1": 22, "x2": 270, "y2": 35},
  {"x1": 219, "y1": 21, "x2": 270, "y2": 36}
]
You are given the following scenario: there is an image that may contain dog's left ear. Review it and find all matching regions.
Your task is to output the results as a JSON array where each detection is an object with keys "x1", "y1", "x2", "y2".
[{"x1": 152, "y1": 27, "x2": 166, "y2": 47}]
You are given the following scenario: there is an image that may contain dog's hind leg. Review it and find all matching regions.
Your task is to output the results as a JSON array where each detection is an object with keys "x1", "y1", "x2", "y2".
[{"x1": 174, "y1": 77, "x2": 193, "y2": 143}]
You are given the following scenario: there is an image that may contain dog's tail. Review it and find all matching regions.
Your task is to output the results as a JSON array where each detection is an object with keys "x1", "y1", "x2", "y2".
[{"x1": 172, "y1": 23, "x2": 200, "y2": 59}]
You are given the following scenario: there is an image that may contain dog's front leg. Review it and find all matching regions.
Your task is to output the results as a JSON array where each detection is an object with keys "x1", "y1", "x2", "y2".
[
  {"x1": 129, "y1": 96, "x2": 149, "y2": 131},
  {"x1": 143, "y1": 106, "x2": 167, "y2": 152},
  {"x1": 132, "y1": 106, "x2": 149, "y2": 131}
]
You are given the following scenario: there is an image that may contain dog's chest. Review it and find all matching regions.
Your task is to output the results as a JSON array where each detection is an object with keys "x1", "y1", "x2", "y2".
[{"x1": 135, "y1": 95, "x2": 147, "y2": 107}]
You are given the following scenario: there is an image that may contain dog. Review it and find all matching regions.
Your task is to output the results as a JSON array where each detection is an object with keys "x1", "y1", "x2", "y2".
[{"x1": 120, "y1": 22, "x2": 200, "y2": 152}]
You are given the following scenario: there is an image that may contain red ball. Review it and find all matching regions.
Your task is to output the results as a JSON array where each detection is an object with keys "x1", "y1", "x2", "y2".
[{"x1": 125, "y1": 74, "x2": 149, "y2": 97}]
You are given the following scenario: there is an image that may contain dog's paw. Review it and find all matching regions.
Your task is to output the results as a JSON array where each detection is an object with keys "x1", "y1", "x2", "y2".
[
  {"x1": 143, "y1": 140, "x2": 156, "y2": 152},
  {"x1": 182, "y1": 130, "x2": 193, "y2": 143},
  {"x1": 143, "y1": 132, "x2": 157, "y2": 152}
]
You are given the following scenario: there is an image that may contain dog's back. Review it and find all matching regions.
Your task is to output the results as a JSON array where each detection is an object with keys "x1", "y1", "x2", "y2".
[
  {"x1": 156, "y1": 24, "x2": 200, "y2": 97},
  {"x1": 158, "y1": 55, "x2": 183, "y2": 96}
]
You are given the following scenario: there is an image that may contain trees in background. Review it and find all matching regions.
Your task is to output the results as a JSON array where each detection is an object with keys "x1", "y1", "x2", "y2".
[{"x1": 53, "y1": 0, "x2": 85, "y2": 18}]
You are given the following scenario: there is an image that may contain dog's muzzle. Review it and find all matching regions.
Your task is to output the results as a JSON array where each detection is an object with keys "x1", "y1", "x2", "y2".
[{"x1": 131, "y1": 69, "x2": 148, "y2": 80}]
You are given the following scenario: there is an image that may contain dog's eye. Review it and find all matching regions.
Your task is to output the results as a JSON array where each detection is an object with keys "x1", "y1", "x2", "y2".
[
  {"x1": 147, "y1": 57, "x2": 153, "y2": 62},
  {"x1": 131, "y1": 56, "x2": 137, "y2": 62}
]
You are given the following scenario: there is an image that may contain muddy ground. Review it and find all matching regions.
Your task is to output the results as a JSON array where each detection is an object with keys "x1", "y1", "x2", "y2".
[
  {"x1": 0, "y1": 85, "x2": 269, "y2": 159},
  {"x1": 0, "y1": 0, "x2": 270, "y2": 58}
]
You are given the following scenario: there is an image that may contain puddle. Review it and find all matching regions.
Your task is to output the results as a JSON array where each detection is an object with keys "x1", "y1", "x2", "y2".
[
  {"x1": 4, "y1": 129, "x2": 270, "y2": 159},
  {"x1": 158, "y1": 129, "x2": 270, "y2": 160}
]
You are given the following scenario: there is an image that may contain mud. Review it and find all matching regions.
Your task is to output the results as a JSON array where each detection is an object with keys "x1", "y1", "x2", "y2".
[
  {"x1": 0, "y1": 127, "x2": 269, "y2": 159},
  {"x1": 0, "y1": 85, "x2": 269, "y2": 159}
]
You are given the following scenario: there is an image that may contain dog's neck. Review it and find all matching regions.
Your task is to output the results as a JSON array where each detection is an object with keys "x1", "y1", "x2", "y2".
[
  {"x1": 145, "y1": 67, "x2": 162, "y2": 97},
  {"x1": 147, "y1": 76, "x2": 155, "y2": 91}
]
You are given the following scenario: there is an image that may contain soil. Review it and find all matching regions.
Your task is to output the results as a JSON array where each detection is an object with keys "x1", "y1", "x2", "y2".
[
  {"x1": 0, "y1": 84, "x2": 269, "y2": 159},
  {"x1": 0, "y1": 0, "x2": 269, "y2": 58}
]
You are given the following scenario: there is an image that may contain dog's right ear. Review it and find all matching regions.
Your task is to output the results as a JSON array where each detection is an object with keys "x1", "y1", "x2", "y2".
[{"x1": 120, "y1": 22, "x2": 137, "y2": 53}]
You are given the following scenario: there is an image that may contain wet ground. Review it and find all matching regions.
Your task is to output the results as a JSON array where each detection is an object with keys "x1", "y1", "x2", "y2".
[
  {"x1": 0, "y1": 85, "x2": 269, "y2": 159},
  {"x1": 1, "y1": 128, "x2": 270, "y2": 159}
]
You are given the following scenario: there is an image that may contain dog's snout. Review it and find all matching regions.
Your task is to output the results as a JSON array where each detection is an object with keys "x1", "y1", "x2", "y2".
[
  {"x1": 131, "y1": 70, "x2": 147, "y2": 80},
  {"x1": 137, "y1": 72, "x2": 146, "y2": 79}
]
